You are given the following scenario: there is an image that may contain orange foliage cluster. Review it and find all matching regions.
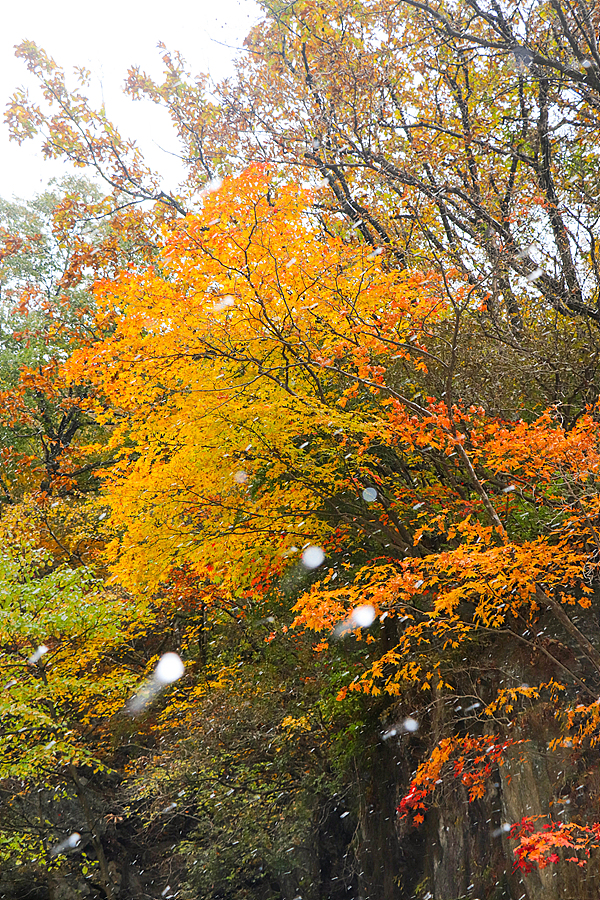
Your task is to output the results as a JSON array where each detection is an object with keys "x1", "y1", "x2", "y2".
[
  {"x1": 510, "y1": 816, "x2": 600, "y2": 872},
  {"x1": 399, "y1": 735, "x2": 524, "y2": 825}
]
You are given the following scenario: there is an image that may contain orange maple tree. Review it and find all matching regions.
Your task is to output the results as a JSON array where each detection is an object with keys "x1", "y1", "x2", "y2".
[{"x1": 49, "y1": 164, "x2": 600, "y2": 876}]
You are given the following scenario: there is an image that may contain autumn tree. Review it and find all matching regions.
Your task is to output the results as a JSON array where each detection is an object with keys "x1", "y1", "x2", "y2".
[
  {"x1": 10, "y1": 1, "x2": 600, "y2": 422},
  {"x1": 60, "y1": 164, "x2": 600, "y2": 882},
  {"x1": 0, "y1": 516, "x2": 144, "y2": 898},
  {"x1": 120, "y1": 0, "x2": 600, "y2": 329}
]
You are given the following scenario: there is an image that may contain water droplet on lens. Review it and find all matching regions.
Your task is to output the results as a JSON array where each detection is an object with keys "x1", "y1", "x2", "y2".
[
  {"x1": 350, "y1": 605, "x2": 376, "y2": 628},
  {"x1": 154, "y1": 653, "x2": 185, "y2": 685},
  {"x1": 52, "y1": 832, "x2": 81, "y2": 855},
  {"x1": 302, "y1": 545, "x2": 325, "y2": 569},
  {"x1": 214, "y1": 295, "x2": 235, "y2": 311},
  {"x1": 28, "y1": 645, "x2": 48, "y2": 665},
  {"x1": 205, "y1": 177, "x2": 223, "y2": 193},
  {"x1": 525, "y1": 267, "x2": 543, "y2": 282}
]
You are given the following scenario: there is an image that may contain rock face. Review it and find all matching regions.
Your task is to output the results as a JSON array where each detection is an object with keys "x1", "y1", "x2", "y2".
[
  {"x1": 346, "y1": 719, "x2": 600, "y2": 900},
  {"x1": 3, "y1": 718, "x2": 600, "y2": 900}
]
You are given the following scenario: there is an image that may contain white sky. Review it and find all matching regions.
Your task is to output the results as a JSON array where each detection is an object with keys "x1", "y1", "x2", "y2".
[{"x1": 1, "y1": 0, "x2": 261, "y2": 201}]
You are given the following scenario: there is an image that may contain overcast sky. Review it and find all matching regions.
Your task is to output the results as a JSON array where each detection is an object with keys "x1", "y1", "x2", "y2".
[{"x1": 1, "y1": 0, "x2": 261, "y2": 201}]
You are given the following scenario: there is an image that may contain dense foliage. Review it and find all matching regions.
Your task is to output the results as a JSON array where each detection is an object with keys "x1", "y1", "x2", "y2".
[{"x1": 3, "y1": 1, "x2": 600, "y2": 898}]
